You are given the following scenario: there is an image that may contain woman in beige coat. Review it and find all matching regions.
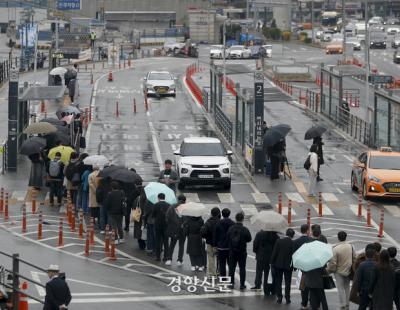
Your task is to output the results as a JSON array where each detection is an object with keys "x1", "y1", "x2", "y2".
[{"x1": 88, "y1": 167, "x2": 100, "y2": 227}]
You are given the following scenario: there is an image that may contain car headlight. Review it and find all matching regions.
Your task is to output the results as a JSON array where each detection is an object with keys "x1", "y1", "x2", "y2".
[
  {"x1": 368, "y1": 175, "x2": 380, "y2": 183},
  {"x1": 222, "y1": 168, "x2": 230, "y2": 174},
  {"x1": 181, "y1": 168, "x2": 188, "y2": 174}
]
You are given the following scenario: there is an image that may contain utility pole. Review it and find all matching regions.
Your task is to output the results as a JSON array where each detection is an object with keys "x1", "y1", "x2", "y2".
[
  {"x1": 364, "y1": 1, "x2": 371, "y2": 122},
  {"x1": 311, "y1": 0, "x2": 314, "y2": 43},
  {"x1": 342, "y1": 0, "x2": 346, "y2": 62},
  {"x1": 222, "y1": 19, "x2": 227, "y2": 85}
]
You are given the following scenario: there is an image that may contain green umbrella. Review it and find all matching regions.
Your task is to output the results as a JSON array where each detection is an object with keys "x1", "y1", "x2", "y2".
[
  {"x1": 293, "y1": 241, "x2": 333, "y2": 272},
  {"x1": 144, "y1": 182, "x2": 177, "y2": 205}
]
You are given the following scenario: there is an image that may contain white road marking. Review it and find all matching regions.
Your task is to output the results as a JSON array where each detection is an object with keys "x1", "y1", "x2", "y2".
[
  {"x1": 240, "y1": 204, "x2": 258, "y2": 217},
  {"x1": 321, "y1": 193, "x2": 339, "y2": 202},
  {"x1": 148, "y1": 121, "x2": 163, "y2": 171},
  {"x1": 251, "y1": 193, "x2": 270, "y2": 203},
  {"x1": 285, "y1": 192, "x2": 305, "y2": 203},
  {"x1": 184, "y1": 193, "x2": 200, "y2": 203},
  {"x1": 217, "y1": 193, "x2": 234, "y2": 203},
  {"x1": 336, "y1": 188, "x2": 344, "y2": 194},
  {"x1": 343, "y1": 154, "x2": 354, "y2": 162},
  {"x1": 294, "y1": 181, "x2": 307, "y2": 193},
  {"x1": 311, "y1": 204, "x2": 334, "y2": 216},
  {"x1": 384, "y1": 205, "x2": 400, "y2": 217},
  {"x1": 10, "y1": 191, "x2": 27, "y2": 201},
  {"x1": 279, "y1": 206, "x2": 297, "y2": 216}
]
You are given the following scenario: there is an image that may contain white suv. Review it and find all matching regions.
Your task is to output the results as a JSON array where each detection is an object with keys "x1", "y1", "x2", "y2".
[{"x1": 174, "y1": 137, "x2": 233, "y2": 190}]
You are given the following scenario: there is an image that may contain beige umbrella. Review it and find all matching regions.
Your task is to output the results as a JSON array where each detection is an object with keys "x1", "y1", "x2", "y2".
[
  {"x1": 176, "y1": 202, "x2": 206, "y2": 217},
  {"x1": 250, "y1": 210, "x2": 288, "y2": 233},
  {"x1": 24, "y1": 122, "x2": 57, "y2": 135}
]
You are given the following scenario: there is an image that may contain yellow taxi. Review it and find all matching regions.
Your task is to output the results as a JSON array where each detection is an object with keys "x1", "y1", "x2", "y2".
[{"x1": 351, "y1": 147, "x2": 400, "y2": 199}]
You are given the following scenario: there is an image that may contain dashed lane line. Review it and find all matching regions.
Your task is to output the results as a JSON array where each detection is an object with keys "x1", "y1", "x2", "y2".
[
  {"x1": 217, "y1": 193, "x2": 234, "y2": 203},
  {"x1": 251, "y1": 193, "x2": 270, "y2": 203}
]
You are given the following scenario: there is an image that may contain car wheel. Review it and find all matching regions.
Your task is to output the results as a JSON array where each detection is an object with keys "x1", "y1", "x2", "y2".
[
  {"x1": 172, "y1": 93, "x2": 176, "y2": 98},
  {"x1": 178, "y1": 182, "x2": 185, "y2": 190},
  {"x1": 223, "y1": 180, "x2": 231, "y2": 190},
  {"x1": 351, "y1": 172, "x2": 358, "y2": 191},
  {"x1": 362, "y1": 181, "x2": 369, "y2": 200}
]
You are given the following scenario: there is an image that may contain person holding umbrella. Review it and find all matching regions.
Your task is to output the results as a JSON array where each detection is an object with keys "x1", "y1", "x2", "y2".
[
  {"x1": 306, "y1": 144, "x2": 319, "y2": 197},
  {"x1": 104, "y1": 181, "x2": 125, "y2": 244},
  {"x1": 46, "y1": 152, "x2": 64, "y2": 207},
  {"x1": 152, "y1": 193, "x2": 170, "y2": 262},
  {"x1": 305, "y1": 125, "x2": 327, "y2": 182}
]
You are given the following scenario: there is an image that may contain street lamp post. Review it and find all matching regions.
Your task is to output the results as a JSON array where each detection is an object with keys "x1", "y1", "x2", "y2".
[
  {"x1": 365, "y1": 1, "x2": 371, "y2": 122},
  {"x1": 222, "y1": 19, "x2": 230, "y2": 87}
]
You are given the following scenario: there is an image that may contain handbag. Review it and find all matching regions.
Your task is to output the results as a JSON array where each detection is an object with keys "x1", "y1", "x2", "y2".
[
  {"x1": 323, "y1": 275, "x2": 336, "y2": 290},
  {"x1": 131, "y1": 199, "x2": 141, "y2": 222}
]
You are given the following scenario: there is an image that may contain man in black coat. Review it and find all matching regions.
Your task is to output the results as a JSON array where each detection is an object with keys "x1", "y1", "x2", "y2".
[
  {"x1": 293, "y1": 224, "x2": 312, "y2": 309},
  {"x1": 271, "y1": 228, "x2": 295, "y2": 304},
  {"x1": 152, "y1": 193, "x2": 170, "y2": 262},
  {"x1": 357, "y1": 247, "x2": 377, "y2": 310},
  {"x1": 201, "y1": 207, "x2": 221, "y2": 277},
  {"x1": 389, "y1": 247, "x2": 400, "y2": 310},
  {"x1": 227, "y1": 212, "x2": 252, "y2": 290},
  {"x1": 43, "y1": 265, "x2": 71, "y2": 310},
  {"x1": 213, "y1": 208, "x2": 234, "y2": 278},
  {"x1": 104, "y1": 181, "x2": 125, "y2": 243}
]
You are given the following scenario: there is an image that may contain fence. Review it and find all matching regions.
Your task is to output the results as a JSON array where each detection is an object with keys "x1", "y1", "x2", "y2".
[{"x1": 215, "y1": 105, "x2": 233, "y2": 145}]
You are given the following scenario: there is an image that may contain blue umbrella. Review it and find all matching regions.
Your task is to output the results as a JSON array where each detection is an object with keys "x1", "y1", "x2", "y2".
[
  {"x1": 144, "y1": 182, "x2": 177, "y2": 205},
  {"x1": 292, "y1": 241, "x2": 333, "y2": 272}
]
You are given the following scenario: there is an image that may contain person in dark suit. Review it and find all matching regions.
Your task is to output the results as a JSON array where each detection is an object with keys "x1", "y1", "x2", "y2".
[
  {"x1": 293, "y1": 224, "x2": 312, "y2": 310},
  {"x1": 43, "y1": 265, "x2": 71, "y2": 310},
  {"x1": 152, "y1": 193, "x2": 170, "y2": 262},
  {"x1": 271, "y1": 228, "x2": 295, "y2": 304}
]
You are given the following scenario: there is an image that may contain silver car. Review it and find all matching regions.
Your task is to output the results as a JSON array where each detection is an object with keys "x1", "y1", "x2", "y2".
[{"x1": 143, "y1": 71, "x2": 177, "y2": 97}]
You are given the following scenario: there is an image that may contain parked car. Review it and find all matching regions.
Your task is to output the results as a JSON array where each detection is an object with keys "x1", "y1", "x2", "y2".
[
  {"x1": 387, "y1": 27, "x2": 400, "y2": 35},
  {"x1": 209, "y1": 45, "x2": 224, "y2": 59},
  {"x1": 174, "y1": 137, "x2": 233, "y2": 189},
  {"x1": 392, "y1": 35, "x2": 400, "y2": 48},
  {"x1": 227, "y1": 45, "x2": 252, "y2": 59},
  {"x1": 262, "y1": 44, "x2": 272, "y2": 58},
  {"x1": 393, "y1": 50, "x2": 400, "y2": 63},
  {"x1": 163, "y1": 40, "x2": 185, "y2": 52},
  {"x1": 351, "y1": 147, "x2": 400, "y2": 199},
  {"x1": 143, "y1": 71, "x2": 177, "y2": 97}
]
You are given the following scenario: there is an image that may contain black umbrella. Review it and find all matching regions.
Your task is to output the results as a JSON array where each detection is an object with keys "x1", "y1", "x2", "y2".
[
  {"x1": 304, "y1": 125, "x2": 327, "y2": 140},
  {"x1": 98, "y1": 165, "x2": 125, "y2": 178},
  {"x1": 108, "y1": 169, "x2": 143, "y2": 184},
  {"x1": 54, "y1": 125, "x2": 70, "y2": 134},
  {"x1": 20, "y1": 137, "x2": 47, "y2": 155},
  {"x1": 40, "y1": 118, "x2": 65, "y2": 126},
  {"x1": 263, "y1": 124, "x2": 291, "y2": 147},
  {"x1": 44, "y1": 131, "x2": 71, "y2": 147},
  {"x1": 56, "y1": 106, "x2": 81, "y2": 119}
]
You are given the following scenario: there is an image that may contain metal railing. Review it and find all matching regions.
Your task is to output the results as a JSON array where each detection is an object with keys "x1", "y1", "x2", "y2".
[
  {"x1": 0, "y1": 251, "x2": 45, "y2": 310},
  {"x1": 215, "y1": 105, "x2": 233, "y2": 145}
]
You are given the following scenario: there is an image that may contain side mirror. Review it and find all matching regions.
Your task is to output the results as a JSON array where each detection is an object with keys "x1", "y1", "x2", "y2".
[
  {"x1": 226, "y1": 150, "x2": 233, "y2": 156},
  {"x1": 174, "y1": 150, "x2": 181, "y2": 156}
]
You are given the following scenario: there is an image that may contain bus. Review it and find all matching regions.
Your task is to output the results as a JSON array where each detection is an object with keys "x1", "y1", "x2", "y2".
[{"x1": 321, "y1": 11, "x2": 340, "y2": 28}]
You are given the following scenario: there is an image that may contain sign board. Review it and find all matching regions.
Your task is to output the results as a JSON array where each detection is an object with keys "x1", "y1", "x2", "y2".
[
  {"x1": 368, "y1": 75, "x2": 393, "y2": 84},
  {"x1": 254, "y1": 71, "x2": 264, "y2": 174},
  {"x1": 19, "y1": 24, "x2": 37, "y2": 48},
  {"x1": 57, "y1": 0, "x2": 82, "y2": 10},
  {"x1": 9, "y1": 68, "x2": 18, "y2": 82},
  {"x1": 245, "y1": 144, "x2": 253, "y2": 165}
]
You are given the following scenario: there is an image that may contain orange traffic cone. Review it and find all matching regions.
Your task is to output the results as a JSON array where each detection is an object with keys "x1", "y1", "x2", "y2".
[
  {"x1": 40, "y1": 100, "x2": 46, "y2": 113},
  {"x1": 19, "y1": 282, "x2": 28, "y2": 310},
  {"x1": 108, "y1": 70, "x2": 113, "y2": 82}
]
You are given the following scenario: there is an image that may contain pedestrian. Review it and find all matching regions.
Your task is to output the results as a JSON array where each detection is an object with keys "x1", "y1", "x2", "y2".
[
  {"x1": 307, "y1": 144, "x2": 319, "y2": 197},
  {"x1": 29, "y1": 152, "x2": 44, "y2": 190},
  {"x1": 271, "y1": 228, "x2": 295, "y2": 304},
  {"x1": 165, "y1": 194, "x2": 186, "y2": 266},
  {"x1": 67, "y1": 79, "x2": 76, "y2": 103},
  {"x1": 80, "y1": 166, "x2": 91, "y2": 215},
  {"x1": 369, "y1": 249, "x2": 396, "y2": 310},
  {"x1": 293, "y1": 224, "x2": 312, "y2": 310},
  {"x1": 388, "y1": 247, "x2": 400, "y2": 310},
  {"x1": 228, "y1": 212, "x2": 252, "y2": 290},
  {"x1": 158, "y1": 159, "x2": 178, "y2": 192},
  {"x1": 326, "y1": 231, "x2": 356, "y2": 310},
  {"x1": 90, "y1": 31, "x2": 96, "y2": 48},
  {"x1": 183, "y1": 215, "x2": 205, "y2": 271},
  {"x1": 152, "y1": 193, "x2": 170, "y2": 262},
  {"x1": 96, "y1": 177, "x2": 110, "y2": 234},
  {"x1": 88, "y1": 166, "x2": 100, "y2": 221},
  {"x1": 132, "y1": 184, "x2": 146, "y2": 250},
  {"x1": 269, "y1": 138, "x2": 286, "y2": 180},
  {"x1": 43, "y1": 265, "x2": 71, "y2": 310},
  {"x1": 46, "y1": 152, "x2": 64, "y2": 207},
  {"x1": 121, "y1": 181, "x2": 136, "y2": 232},
  {"x1": 104, "y1": 181, "x2": 125, "y2": 243},
  {"x1": 143, "y1": 199, "x2": 155, "y2": 255},
  {"x1": 262, "y1": 121, "x2": 269, "y2": 135},
  {"x1": 201, "y1": 207, "x2": 221, "y2": 277},
  {"x1": 64, "y1": 152, "x2": 80, "y2": 206},
  {"x1": 313, "y1": 136, "x2": 324, "y2": 181},
  {"x1": 355, "y1": 246, "x2": 377, "y2": 310},
  {"x1": 214, "y1": 208, "x2": 235, "y2": 278},
  {"x1": 311, "y1": 224, "x2": 328, "y2": 243}
]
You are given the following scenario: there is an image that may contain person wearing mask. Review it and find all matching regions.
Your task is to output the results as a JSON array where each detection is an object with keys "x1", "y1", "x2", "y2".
[
  {"x1": 43, "y1": 265, "x2": 71, "y2": 310},
  {"x1": 269, "y1": 138, "x2": 286, "y2": 180},
  {"x1": 158, "y1": 159, "x2": 178, "y2": 192},
  {"x1": 104, "y1": 181, "x2": 125, "y2": 243},
  {"x1": 46, "y1": 152, "x2": 64, "y2": 207},
  {"x1": 307, "y1": 144, "x2": 319, "y2": 197},
  {"x1": 213, "y1": 208, "x2": 235, "y2": 278},
  {"x1": 369, "y1": 249, "x2": 396, "y2": 310},
  {"x1": 388, "y1": 247, "x2": 400, "y2": 310},
  {"x1": 327, "y1": 231, "x2": 356, "y2": 310},
  {"x1": 293, "y1": 224, "x2": 312, "y2": 310},
  {"x1": 356, "y1": 247, "x2": 377, "y2": 310},
  {"x1": 271, "y1": 228, "x2": 295, "y2": 304},
  {"x1": 183, "y1": 215, "x2": 205, "y2": 271},
  {"x1": 165, "y1": 194, "x2": 186, "y2": 266},
  {"x1": 88, "y1": 166, "x2": 100, "y2": 223},
  {"x1": 227, "y1": 212, "x2": 252, "y2": 290},
  {"x1": 201, "y1": 207, "x2": 221, "y2": 277},
  {"x1": 152, "y1": 193, "x2": 170, "y2": 262},
  {"x1": 313, "y1": 136, "x2": 324, "y2": 182}
]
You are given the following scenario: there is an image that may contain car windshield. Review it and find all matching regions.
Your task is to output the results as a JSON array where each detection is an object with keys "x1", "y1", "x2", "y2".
[
  {"x1": 230, "y1": 46, "x2": 243, "y2": 51},
  {"x1": 369, "y1": 156, "x2": 400, "y2": 170},
  {"x1": 211, "y1": 45, "x2": 222, "y2": 50},
  {"x1": 148, "y1": 73, "x2": 172, "y2": 80},
  {"x1": 181, "y1": 142, "x2": 225, "y2": 156}
]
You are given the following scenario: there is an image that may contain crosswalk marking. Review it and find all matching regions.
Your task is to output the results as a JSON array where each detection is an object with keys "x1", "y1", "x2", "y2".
[
  {"x1": 321, "y1": 193, "x2": 339, "y2": 202},
  {"x1": 240, "y1": 204, "x2": 258, "y2": 218},
  {"x1": 280, "y1": 206, "x2": 297, "y2": 216},
  {"x1": 11, "y1": 191, "x2": 27, "y2": 202},
  {"x1": 350, "y1": 204, "x2": 365, "y2": 218},
  {"x1": 311, "y1": 204, "x2": 334, "y2": 216},
  {"x1": 251, "y1": 193, "x2": 270, "y2": 204},
  {"x1": 285, "y1": 192, "x2": 305, "y2": 203},
  {"x1": 217, "y1": 193, "x2": 234, "y2": 203},
  {"x1": 294, "y1": 182, "x2": 307, "y2": 194},
  {"x1": 384, "y1": 205, "x2": 400, "y2": 217},
  {"x1": 184, "y1": 193, "x2": 200, "y2": 203}
]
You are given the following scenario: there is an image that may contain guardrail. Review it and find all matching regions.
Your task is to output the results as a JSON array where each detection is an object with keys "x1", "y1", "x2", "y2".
[
  {"x1": 215, "y1": 105, "x2": 233, "y2": 145},
  {"x1": 185, "y1": 63, "x2": 203, "y2": 105}
]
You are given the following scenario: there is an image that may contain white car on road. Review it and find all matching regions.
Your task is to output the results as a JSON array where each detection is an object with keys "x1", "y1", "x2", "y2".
[
  {"x1": 143, "y1": 71, "x2": 177, "y2": 97},
  {"x1": 174, "y1": 137, "x2": 233, "y2": 189},
  {"x1": 227, "y1": 45, "x2": 252, "y2": 59},
  {"x1": 209, "y1": 45, "x2": 225, "y2": 59},
  {"x1": 262, "y1": 44, "x2": 272, "y2": 58}
]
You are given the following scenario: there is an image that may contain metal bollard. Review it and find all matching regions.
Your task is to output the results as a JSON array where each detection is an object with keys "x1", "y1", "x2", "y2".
[
  {"x1": 287, "y1": 200, "x2": 292, "y2": 225},
  {"x1": 278, "y1": 192, "x2": 282, "y2": 214},
  {"x1": 4, "y1": 193, "x2": 8, "y2": 221},
  {"x1": 38, "y1": 211, "x2": 43, "y2": 240},
  {"x1": 58, "y1": 218, "x2": 64, "y2": 247},
  {"x1": 0, "y1": 187, "x2": 4, "y2": 213},
  {"x1": 378, "y1": 209, "x2": 384, "y2": 238},
  {"x1": 22, "y1": 206, "x2": 27, "y2": 233},
  {"x1": 358, "y1": 190, "x2": 363, "y2": 217},
  {"x1": 366, "y1": 202, "x2": 372, "y2": 227},
  {"x1": 318, "y1": 192, "x2": 323, "y2": 217}
]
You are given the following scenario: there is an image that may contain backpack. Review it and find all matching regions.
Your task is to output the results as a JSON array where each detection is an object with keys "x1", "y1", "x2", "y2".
[
  {"x1": 230, "y1": 227, "x2": 242, "y2": 252},
  {"x1": 49, "y1": 160, "x2": 61, "y2": 177},
  {"x1": 304, "y1": 155, "x2": 311, "y2": 171},
  {"x1": 65, "y1": 163, "x2": 76, "y2": 181}
]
